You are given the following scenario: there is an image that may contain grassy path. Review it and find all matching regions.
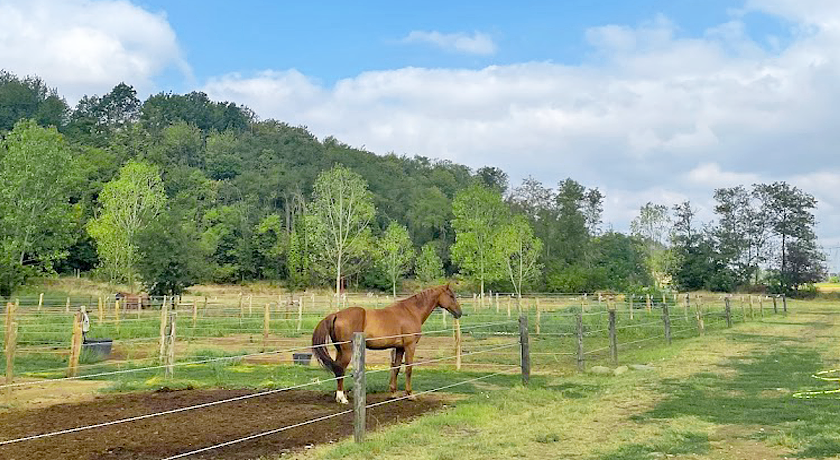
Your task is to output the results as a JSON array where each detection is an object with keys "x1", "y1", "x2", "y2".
[{"x1": 295, "y1": 305, "x2": 840, "y2": 460}]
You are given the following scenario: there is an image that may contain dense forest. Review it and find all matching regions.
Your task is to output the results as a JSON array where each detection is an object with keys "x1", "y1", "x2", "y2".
[{"x1": 0, "y1": 71, "x2": 827, "y2": 298}]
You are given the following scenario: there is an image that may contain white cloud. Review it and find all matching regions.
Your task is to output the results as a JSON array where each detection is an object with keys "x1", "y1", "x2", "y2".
[
  {"x1": 0, "y1": 0, "x2": 188, "y2": 102},
  {"x1": 402, "y1": 30, "x2": 497, "y2": 55},
  {"x1": 202, "y1": 4, "x2": 840, "y2": 247},
  {"x1": 685, "y1": 163, "x2": 762, "y2": 190}
]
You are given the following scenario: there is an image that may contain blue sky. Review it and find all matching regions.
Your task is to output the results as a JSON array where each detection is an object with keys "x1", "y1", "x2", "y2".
[
  {"x1": 137, "y1": 0, "x2": 789, "y2": 90},
  {"x1": 2, "y1": 0, "x2": 840, "y2": 269}
]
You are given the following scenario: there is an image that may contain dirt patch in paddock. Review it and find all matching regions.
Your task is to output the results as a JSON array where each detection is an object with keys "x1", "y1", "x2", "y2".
[
  {"x1": 1, "y1": 378, "x2": 110, "y2": 411},
  {"x1": 0, "y1": 389, "x2": 449, "y2": 460}
]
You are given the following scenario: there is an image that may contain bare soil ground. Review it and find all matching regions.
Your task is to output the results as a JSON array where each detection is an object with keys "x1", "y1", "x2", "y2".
[{"x1": 0, "y1": 389, "x2": 447, "y2": 460}]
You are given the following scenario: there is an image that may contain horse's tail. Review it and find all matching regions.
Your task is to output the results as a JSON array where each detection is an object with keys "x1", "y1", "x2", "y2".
[{"x1": 312, "y1": 313, "x2": 343, "y2": 377}]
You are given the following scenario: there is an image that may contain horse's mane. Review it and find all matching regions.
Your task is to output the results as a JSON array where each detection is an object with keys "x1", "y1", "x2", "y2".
[{"x1": 395, "y1": 285, "x2": 443, "y2": 307}]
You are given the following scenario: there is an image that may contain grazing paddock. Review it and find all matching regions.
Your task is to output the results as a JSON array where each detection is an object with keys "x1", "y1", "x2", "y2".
[{"x1": 0, "y1": 290, "x2": 792, "y2": 459}]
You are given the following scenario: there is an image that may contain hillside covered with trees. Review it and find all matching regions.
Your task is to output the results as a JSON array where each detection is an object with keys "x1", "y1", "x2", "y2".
[{"x1": 0, "y1": 71, "x2": 826, "y2": 298}]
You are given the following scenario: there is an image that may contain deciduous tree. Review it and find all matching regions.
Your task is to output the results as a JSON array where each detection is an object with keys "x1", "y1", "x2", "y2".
[
  {"x1": 0, "y1": 120, "x2": 75, "y2": 297},
  {"x1": 88, "y1": 161, "x2": 166, "y2": 290},
  {"x1": 451, "y1": 183, "x2": 507, "y2": 302},
  {"x1": 307, "y1": 165, "x2": 375, "y2": 295},
  {"x1": 377, "y1": 222, "x2": 414, "y2": 296},
  {"x1": 496, "y1": 215, "x2": 543, "y2": 303},
  {"x1": 416, "y1": 243, "x2": 444, "y2": 285}
]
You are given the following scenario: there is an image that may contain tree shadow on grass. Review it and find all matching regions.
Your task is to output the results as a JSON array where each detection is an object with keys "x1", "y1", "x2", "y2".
[{"x1": 635, "y1": 332, "x2": 840, "y2": 458}]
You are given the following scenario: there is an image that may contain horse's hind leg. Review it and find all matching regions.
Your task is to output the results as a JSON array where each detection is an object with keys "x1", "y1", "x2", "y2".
[
  {"x1": 389, "y1": 348, "x2": 405, "y2": 398},
  {"x1": 334, "y1": 343, "x2": 352, "y2": 404}
]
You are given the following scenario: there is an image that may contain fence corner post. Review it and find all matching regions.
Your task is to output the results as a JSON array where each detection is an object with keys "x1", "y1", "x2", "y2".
[
  {"x1": 352, "y1": 332, "x2": 366, "y2": 443},
  {"x1": 519, "y1": 314, "x2": 530, "y2": 385}
]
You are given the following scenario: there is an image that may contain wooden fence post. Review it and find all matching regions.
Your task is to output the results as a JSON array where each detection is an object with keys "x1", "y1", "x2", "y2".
[
  {"x1": 5, "y1": 302, "x2": 17, "y2": 403},
  {"x1": 519, "y1": 314, "x2": 530, "y2": 385},
  {"x1": 759, "y1": 296, "x2": 764, "y2": 318},
  {"x1": 662, "y1": 301, "x2": 671, "y2": 345},
  {"x1": 159, "y1": 298, "x2": 170, "y2": 364},
  {"x1": 628, "y1": 296, "x2": 634, "y2": 320},
  {"x1": 239, "y1": 293, "x2": 244, "y2": 328},
  {"x1": 114, "y1": 300, "x2": 121, "y2": 332},
  {"x1": 352, "y1": 332, "x2": 366, "y2": 443},
  {"x1": 782, "y1": 295, "x2": 788, "y2": 314},
  {"x1": 645, "y1": 294, "x2": 651, "y2": 313},
  {"x1": 507, "y1": 295, "x2": 511, "y2": 317},
  {"x1": 749, "y1": 295, "x2": 755, "y2": 319},
  {"x1": 740, "y1": 297, "x2": 746, "y2": 322},
  {"x1": 297, "y1": 298, "x2": 304, "y2": 332},
  {"x1": 696, "y1": 304, "x2": 705, "y2": 336},
  {"x1": 773, "y1": 296, "x2": 778, "y2": 314},
  {"x1": 65, "y1": 297, "x2": 70, "y2": 313},
  {"x1": 454, "y1": 319, "x2": 462, "y2": 370},
  {"x1": 192, "y1": 300, "x2": 198, "y2": 328},
  {"x1": 38, "y1": 293, "x2": 43, "y2": 312},
  {"x1": 97, "y1": 296, "x2": 104, "y2": 326},
  {"x1": 263, "y1": 303, "x2": 270, "y2": 350},
  {"x1": 249, "y1": 295, "x2": 253, "y2": 316},
  {"x1": 724, "y1": 297, "x2": 732, "y2": 328},
  {"x1": 608, "y1": 308, "x2": 617, "y2": 363},
  {"x1": 535, "y1": 299, "x2": 541, "y2": 335},
  {"x1": 576, "y1": 313, "x2": 585, "y2": 372},
  {"x1": 67, "y1": 311, "x2": 83, "y2": 377},
  {"x1": 165, "y1": 311, "x2": 176, "y2": 379}
]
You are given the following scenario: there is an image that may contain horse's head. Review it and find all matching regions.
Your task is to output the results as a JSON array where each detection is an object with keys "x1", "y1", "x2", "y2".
[{"x1": 437, "y1": 284, "x2": 462, "y2": 319}]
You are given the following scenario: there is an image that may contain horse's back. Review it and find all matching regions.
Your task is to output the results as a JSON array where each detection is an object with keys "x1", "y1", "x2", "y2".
[{"x1": 363, "y1": 304, "x2": 421, "y2": 349}]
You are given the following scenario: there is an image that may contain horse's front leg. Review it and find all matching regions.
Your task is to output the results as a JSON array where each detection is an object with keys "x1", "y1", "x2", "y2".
[
  {"x1": 389, "y1": 347, "x2": 405, "y2": 398},
  {"x1": 403, "y1": 343, "x2": 417, "y2": 400}
]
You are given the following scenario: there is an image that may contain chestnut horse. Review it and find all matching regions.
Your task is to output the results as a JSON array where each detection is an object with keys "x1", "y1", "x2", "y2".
[{"x1": 312, "y1": 284, "x2": 462, "y2": 404}]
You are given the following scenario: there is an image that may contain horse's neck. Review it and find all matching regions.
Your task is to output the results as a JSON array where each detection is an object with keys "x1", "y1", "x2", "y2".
[{"x1": 411, "y1": 289, "x2": 439, "y2": 324}]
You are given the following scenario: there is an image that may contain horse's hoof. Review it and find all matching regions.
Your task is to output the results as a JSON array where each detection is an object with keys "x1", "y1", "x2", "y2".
[
  {"x1": 389, "y1": 392, "x2": 398, "y2": 399},
  {"x1": 335, "y1": 391, "x2": 349, "y2": 404}
]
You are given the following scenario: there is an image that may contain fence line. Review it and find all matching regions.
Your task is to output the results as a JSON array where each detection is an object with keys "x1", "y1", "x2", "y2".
[
  {"x1": 365, "y1": 342, "x2": 519, "y2": 376},
  {"x1": 0, "y1": 340, "x2": 351, "y2": 390}
]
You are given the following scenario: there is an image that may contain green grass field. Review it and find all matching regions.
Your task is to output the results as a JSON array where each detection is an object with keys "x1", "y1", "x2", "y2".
[
  {"x1": 293, "y1": 298, "x2": 840, "y2": 460},
  {"x1": 1, "y1": 285, "x2": 812, "y2": 459}
]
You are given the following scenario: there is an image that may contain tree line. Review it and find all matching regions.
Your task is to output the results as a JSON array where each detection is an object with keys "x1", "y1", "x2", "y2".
[{"x1": 0, "y1": 71, "x2": 826, "y2": 298}]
